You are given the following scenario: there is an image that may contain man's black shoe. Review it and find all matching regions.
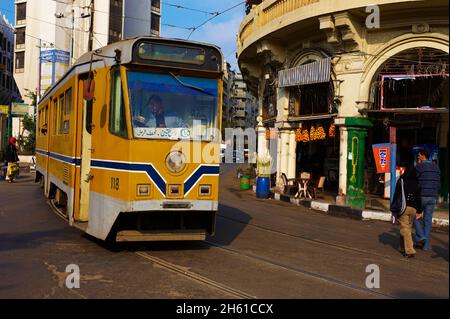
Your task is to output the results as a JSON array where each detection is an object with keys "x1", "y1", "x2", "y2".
[{"x1": 414, "y1": 239, "x2": 426, "y2": 249}]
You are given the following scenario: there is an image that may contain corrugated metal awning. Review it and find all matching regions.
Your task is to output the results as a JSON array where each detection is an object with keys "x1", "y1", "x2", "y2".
[{"x1": 278, "y1": 57, "x2": 331, "y2": 87}]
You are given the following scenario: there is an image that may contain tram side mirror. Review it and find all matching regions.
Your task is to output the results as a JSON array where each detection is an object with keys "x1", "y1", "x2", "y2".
[{"x1": 83, "y1": 78, "x2": 95, "y2": 101}]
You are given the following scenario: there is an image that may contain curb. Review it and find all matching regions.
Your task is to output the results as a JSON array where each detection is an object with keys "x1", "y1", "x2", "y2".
[{"x1": 252, "y1": 186, "x2": 449, "y2": 232}]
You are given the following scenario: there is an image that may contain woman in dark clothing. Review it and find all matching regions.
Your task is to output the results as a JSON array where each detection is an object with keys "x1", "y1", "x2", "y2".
[{"x1": 5, "y1": 137, "x2": 20, "y2": 183}]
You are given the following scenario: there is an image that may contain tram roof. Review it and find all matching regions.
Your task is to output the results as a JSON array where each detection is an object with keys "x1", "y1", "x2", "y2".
[
  {"x1": 39, "y1": 36, "x2": 223, "y2": 103},
  {"x1": 75, "y1": 36, "x2": 223, "y2": 68}
]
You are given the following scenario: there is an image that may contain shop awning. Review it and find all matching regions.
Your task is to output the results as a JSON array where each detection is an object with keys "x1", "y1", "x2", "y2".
[{"x1": 278, "y1": 57, "x2": 331, "y2": 88}]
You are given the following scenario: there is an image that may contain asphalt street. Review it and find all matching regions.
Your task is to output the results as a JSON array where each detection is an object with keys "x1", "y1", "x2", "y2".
[{"x1": 0, "y1": 164, "x2": 448, "y2": 298}]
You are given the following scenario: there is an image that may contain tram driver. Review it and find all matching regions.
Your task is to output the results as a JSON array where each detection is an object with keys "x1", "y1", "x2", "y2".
[{"x1": 133, "y1": 95, "x2": 186, "y2": 129}]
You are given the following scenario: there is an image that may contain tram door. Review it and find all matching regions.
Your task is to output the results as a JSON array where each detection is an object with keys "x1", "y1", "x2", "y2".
[{"x1": 78, "y1": 79, "x2": 94, "y2": 222}]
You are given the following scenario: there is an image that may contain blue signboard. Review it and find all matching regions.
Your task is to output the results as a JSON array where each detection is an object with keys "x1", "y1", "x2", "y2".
[{"x1": 40, "y1": 49, "x2": 70, "y2": 64}]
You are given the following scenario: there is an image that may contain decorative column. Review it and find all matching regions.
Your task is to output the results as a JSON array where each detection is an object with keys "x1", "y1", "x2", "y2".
[
  {"x1": 279, "y1": 129, "x2": 290, "y2": 180},
  {"x1": 288, "y1": 130, "x2": 296, "y2": 179},
  {"x1": 256, "y1": 117, "x2": 267, "y2": 156},
  {"x1": 336, "y1": 125, "x2": 348, "y2": 206},
  {"x1": 344, "y1": 117, "x2": 373, "y2": 209}
]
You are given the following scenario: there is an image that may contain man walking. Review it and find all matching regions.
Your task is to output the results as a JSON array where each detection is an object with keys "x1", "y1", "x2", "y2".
[{"x1": 413, "y1": 148, "x2": 441, "y2": 251}]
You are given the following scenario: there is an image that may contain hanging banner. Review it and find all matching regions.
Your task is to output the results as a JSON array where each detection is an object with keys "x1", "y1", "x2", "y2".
[{"x1": 372, "y1": 143, "x2": 391, "y2": 173}]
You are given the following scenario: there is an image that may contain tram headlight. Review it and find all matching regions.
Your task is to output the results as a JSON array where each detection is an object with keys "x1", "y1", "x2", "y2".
[
  {"x1": 137, "y1": 184, "x2": 151, "y2": 197},
  {"x1": 165, "y1": 151, "x2": 186, "y2": 174},
  {"x1": 199, "y1": 185, "x2": 211, "y2": 196}
]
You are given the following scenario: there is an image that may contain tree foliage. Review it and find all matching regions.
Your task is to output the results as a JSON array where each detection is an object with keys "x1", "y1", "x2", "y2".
[{"x1": 17, "y1": 90, "x2": 37, "y2": 154}]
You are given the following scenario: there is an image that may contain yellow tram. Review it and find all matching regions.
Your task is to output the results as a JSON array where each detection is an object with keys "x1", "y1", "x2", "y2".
[{"x1": 35, "y1": 37, "x2": 223, "y2": 242}]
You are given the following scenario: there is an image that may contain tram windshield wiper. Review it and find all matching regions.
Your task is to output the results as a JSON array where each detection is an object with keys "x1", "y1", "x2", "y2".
[{"x1": 169, "y1": 72, "x2": 214, "y2": 96}]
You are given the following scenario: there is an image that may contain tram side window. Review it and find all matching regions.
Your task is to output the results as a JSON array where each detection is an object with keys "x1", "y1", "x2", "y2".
[
  {"x1": 59, "y1": 94, "x2": 65, "y2": 135},
  {"x1": 62, "y1": 88, "x2": 72, "y2": 134},
  {"x1": 86, "y1": 100, "x2": 93, "y2": 135},
  {"x1": 53, "y1": 99, "x2": 58, "y2": 136},
  {"x1": 109, "y1": 69, "x2": 127, "y2": 138},
  {"x1": 44, "y1": 105, "x2": 48, "y2": 134},
  {"x1": 38, "y1": 109, "x2": 42, "y2": 136}
]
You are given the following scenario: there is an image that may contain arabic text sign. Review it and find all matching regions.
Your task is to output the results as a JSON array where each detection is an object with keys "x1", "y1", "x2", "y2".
[
  {"x1": 134, "y1": 127, "x2": 192, "y2": 140},
  {"x1": 372, "y1": 143, "x2": 391, "y2": 173}
]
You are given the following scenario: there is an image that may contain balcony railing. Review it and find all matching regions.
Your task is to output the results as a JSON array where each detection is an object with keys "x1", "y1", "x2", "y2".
[
  {"x1": 261, "y1": 0, "x2": 319, "y2": 26},
  {"x1": 239, "y1": 0, "x2": 319, "y2": 49}
]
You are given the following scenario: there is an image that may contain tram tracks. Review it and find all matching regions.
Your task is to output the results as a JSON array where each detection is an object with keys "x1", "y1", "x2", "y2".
[
  {"x1": 48, "y1": 197, "x2": 397, "y2": 298},
  {"x1": 134, "y1": 251, "x2": 256, "y2": 299},
  {"x1": 216, "y1": 213, "x2": 399, "y2": 261},
  {"x1": 203, "y1": 240, "x2": 396, "y2": 299}
]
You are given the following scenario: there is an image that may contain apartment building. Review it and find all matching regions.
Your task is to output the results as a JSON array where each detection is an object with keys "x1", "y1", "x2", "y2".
[
  {"x1": 0, "y1": 14, "x2": 21, "y2": 105},
  {"x1": 13, "y1": 0, "x2": 161, "y2": 105}
]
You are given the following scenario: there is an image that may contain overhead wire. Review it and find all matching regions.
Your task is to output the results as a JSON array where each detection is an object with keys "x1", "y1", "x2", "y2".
[{"x1": 187, "y1": 1, "x2": 245, "y2": 40}]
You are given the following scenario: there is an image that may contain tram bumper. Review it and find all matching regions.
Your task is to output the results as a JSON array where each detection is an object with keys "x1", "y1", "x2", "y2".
[
  {"x1": 116, "y1": 229, "x2": 206, "y2": 242},
  {"x1": 112, "y1": 200, "x2": 218, "y2": 242}
]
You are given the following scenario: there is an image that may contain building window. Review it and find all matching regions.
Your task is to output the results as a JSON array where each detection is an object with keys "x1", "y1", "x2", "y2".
[
  {"x1": 15, "y1": 51, "x2": 24, "y2": 72},
  {"x1": 15, "y1": 27, "x2": 26, "y2": 49},
  {"x1": 109, "y1": 0, "x2": 123, "y2": 44},
  {"x1": 16, "y1": 3, "x2": 26, "y2": 25},
  {"x1": 151, "y1": 0, "x2": 161, "y2": 13},
  {"x1": 289, "y1": 82, "x2": 333, "y2": 116},
  {"x1": 151, "y1": 13, "x2": 160, "y2": 35}
]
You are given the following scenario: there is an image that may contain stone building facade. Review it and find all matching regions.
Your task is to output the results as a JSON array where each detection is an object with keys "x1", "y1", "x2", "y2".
[{"x1": 238, "y1": 0, "x2": 449, "y2": 208}]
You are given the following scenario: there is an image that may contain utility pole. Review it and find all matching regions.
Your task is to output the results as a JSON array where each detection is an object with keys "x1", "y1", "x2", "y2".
[
  {"x1": 70, "y1": 9, "x2": 75, "y2": 67},
  {"x1": 37, "y1": 39, "x2": 42, "y2": 104},
  {"x1": 88, "y1": 0, "x2": 94, "y2": 51}
]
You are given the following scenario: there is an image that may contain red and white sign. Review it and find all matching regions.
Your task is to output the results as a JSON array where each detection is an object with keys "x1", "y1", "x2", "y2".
[{"x1": 372, "y1": 143, "x2": 391, "y2": 173}]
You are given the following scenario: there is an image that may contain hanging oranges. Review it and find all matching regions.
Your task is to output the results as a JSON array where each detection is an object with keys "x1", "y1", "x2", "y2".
[
  {"x1": 301, "y1": 129, "x2": 309, "y2": 142},
  {"x1": 295, "y1": 128, "x2": 303, "y2": 142},
  {"x1": 316, "y1": 126, "x2": 326, "y2": 140},
  {"x1": 265, "y1": 129, "x2": 270, "y2": 140},
  {"x1": 310, "y1": 126, "x2": 316, "y2": 141},
  {"x1": 329, "y1": 124, "x2": 336, "y2": 138}
]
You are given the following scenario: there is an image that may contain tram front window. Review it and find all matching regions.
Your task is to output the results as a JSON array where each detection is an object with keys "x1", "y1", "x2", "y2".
[{"x1": 127, "y1": 71, "x2": 219, "y2": 141}]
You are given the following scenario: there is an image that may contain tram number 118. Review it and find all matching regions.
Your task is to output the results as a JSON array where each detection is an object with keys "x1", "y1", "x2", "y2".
[{"x1": 111, "y1": 177, "x2": 120, "y2": 191}]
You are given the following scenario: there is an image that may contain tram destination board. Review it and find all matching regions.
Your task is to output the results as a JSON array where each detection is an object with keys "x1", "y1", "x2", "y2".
[{"x1": 132, "y1": 39, "x2": 222, "y2": 72}]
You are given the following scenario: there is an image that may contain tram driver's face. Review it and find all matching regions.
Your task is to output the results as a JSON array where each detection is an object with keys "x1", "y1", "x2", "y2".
[{"x1": 148, "y1": 97, "x2": 163, "y2": 115}]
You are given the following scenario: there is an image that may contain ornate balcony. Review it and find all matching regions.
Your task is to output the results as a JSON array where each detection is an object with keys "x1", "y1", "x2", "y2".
[{"x1": 238, "y1": 0, "x2": 436, "y2": 56}]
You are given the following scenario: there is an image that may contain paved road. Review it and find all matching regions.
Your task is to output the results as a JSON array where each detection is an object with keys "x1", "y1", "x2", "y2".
[{"x1": 0, "y1": 165, "x2": 448, "y2": 298}]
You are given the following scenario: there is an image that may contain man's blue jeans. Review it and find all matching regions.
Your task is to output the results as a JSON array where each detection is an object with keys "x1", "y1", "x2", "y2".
[{"x1": 413, "y1": 196, "x2": 437, "y2": 250}]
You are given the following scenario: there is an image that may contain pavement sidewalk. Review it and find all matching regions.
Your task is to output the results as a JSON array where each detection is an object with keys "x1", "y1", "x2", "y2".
[{"x1": 251, "y1": 186, "x2": 449, "y2": 232}]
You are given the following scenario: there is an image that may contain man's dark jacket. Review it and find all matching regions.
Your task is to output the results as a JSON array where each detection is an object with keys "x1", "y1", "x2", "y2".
[
  {"x1": 415, "y1": 160, "x2": 441, "y2": 197},
  {"x1": 391, "y1": 166, "x2": 421, "y2": 217}
]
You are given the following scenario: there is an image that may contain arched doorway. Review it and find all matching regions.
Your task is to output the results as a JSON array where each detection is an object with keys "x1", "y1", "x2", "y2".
[{"x1": 365, "y1": 47, "x2": 449, "y2": 201}]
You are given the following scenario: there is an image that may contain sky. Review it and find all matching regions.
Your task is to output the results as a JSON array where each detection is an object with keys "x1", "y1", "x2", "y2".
[{"x1": 0, "y1": 0, "x2": 246, "y2": 71}]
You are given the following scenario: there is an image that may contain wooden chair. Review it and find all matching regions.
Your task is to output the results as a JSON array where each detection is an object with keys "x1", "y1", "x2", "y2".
[
  {"x1": 280, "y1": 173, "x2": 298, "y2": 195},
  {"x1": 312, "y1": 176, "x2": 326, "y2": 199}
]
